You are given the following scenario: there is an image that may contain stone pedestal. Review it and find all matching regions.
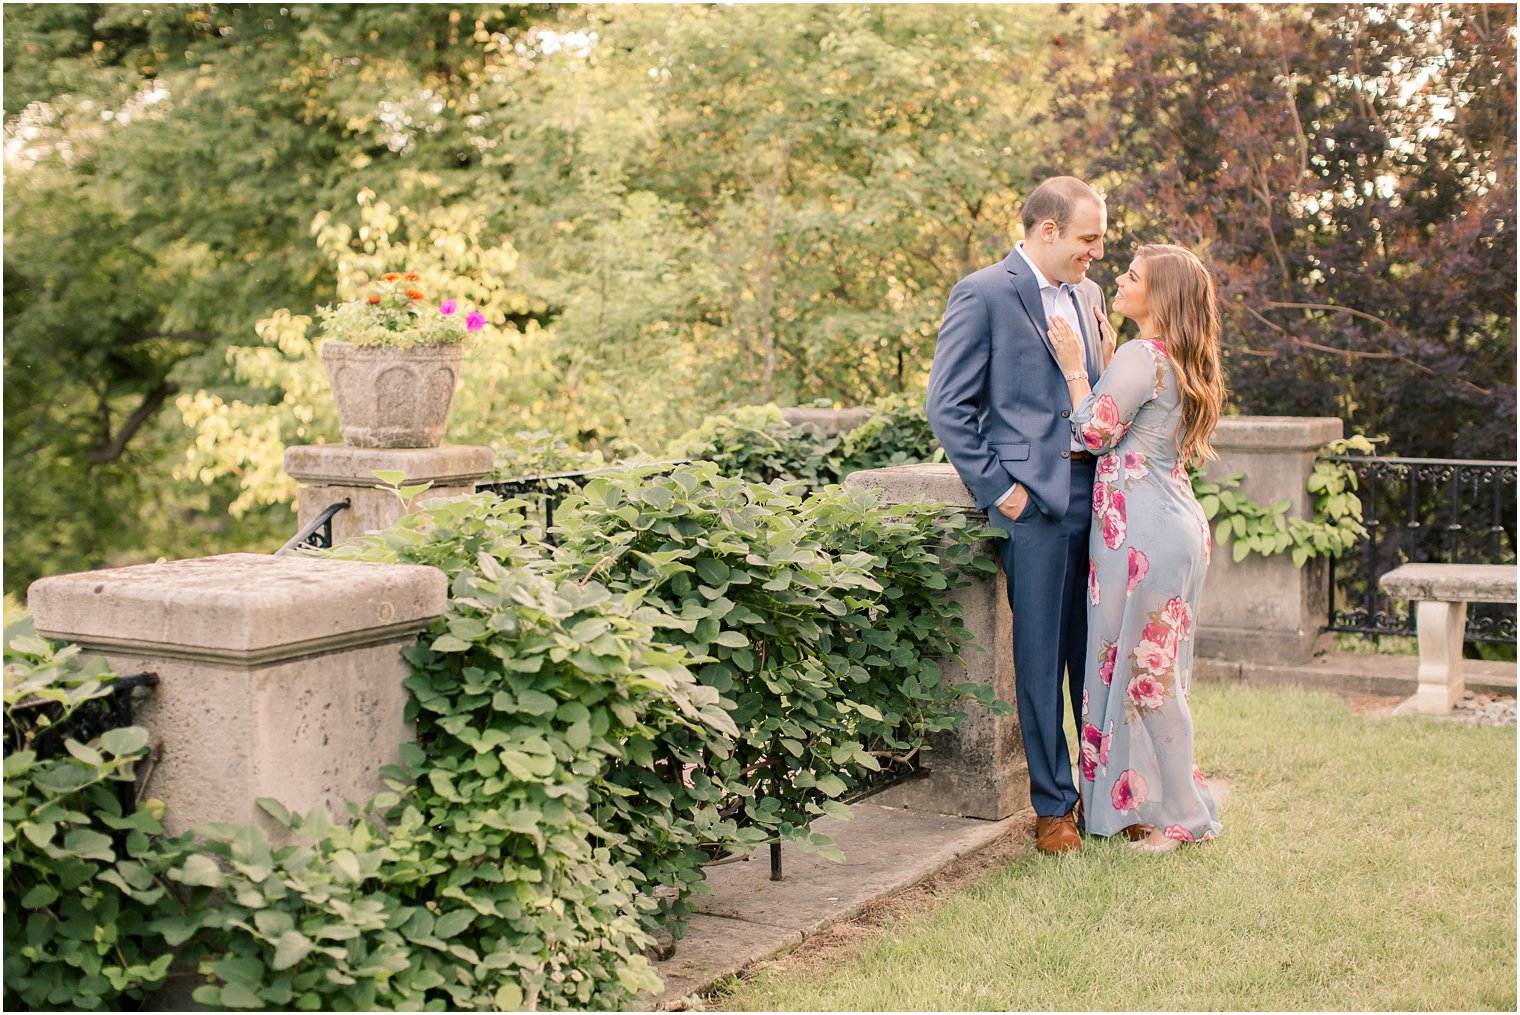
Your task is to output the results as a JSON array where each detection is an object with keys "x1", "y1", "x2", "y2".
[
  {"x1": 1196, "y1": 416, "x2": 1344, "y2": 663},
  {"x1": 779, "y1": 407, "x2": 872, "y2": 435},
  {"x1": 284, "y1": 443, "x2": 494, "y2": 547},
  {"x1": 843, "y1": 464, "x2": 1024, "y2": 820},
  {"x1": 28, "y1": 553, "x2": 446, "y2": 835}
]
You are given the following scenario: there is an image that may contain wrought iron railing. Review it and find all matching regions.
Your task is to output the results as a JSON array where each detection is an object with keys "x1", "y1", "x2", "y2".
[
  {"x1": 1327, "y1": 456, "x2": 1516, "y2": 643},
  {"x1": 3, "y1": 672, "x2": 161, "y2": 814},
  {"x1": 277, "y1": 497, "x2": 351, "y2": 555}
]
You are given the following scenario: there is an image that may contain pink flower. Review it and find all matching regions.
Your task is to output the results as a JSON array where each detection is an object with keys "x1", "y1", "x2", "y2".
[
  {"x1": 1088, "y1": 560, "x2": 1100, "y2": 606},
  {"x1": 1142, "y1": 620, "x2": 1177, "y2": 651},
  {"x1": 1111, "y1": 769, "x2": 1148, "y2": 812},
  {"x1": 1093, "y1": 481, "x2": 1111, "y2": 516},
  {"x1": 1127, "y1": 547, "x2": 1149, "y2": 591},
  {"x1": 1132, "y1": 638, "x2": 1172, "y2": 679},
  {"x1": 1100, "y1": 722, "x2": 1112, "y2": 765},
  {"x1": 1163, "y1": 824, "x2": 1196, "y2": 842},
  {"x1": 1172, "y1": 459, "x2": 1189, "y2": 485},
  {"x1": 1162, "y1": 597, "x2": 1194, "y2": 640},
  {"x1": 1126, "y1": 672, "x2": 1167, "y2": 710},
  {"x1": 1093, "y1": 394, "x2": 1121, "y2": 431},
  {"x1": 1123, "y1": 450, "x2": 1150, "y2": 479},
  {"x1": 438, "y1": 299, "x2": 457, "y2": 315},
  {"x1": 1096, "y1": 454, "x2": 1120, "y2": 483},
  {"x1": 1193, "y1": 766, "x2": 1209, "y2": 787},
  {"x1": 1101, "y1": 490, "x2": 1127, "y2": 550},
  {"x1": 1098, "y1": 641, "x2": 1118, "y2": 686},
  {"x1": 1080, "y1": 723, "x2": 1102, "y2": 781},
  {"x1": 466, "y1": 311, "x2": 486, "y2": 331}
]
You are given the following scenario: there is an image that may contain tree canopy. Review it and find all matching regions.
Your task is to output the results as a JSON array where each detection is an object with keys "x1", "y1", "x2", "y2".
[{"x1": 4, "y1": 3, "x2": 1514, "y2": 592}]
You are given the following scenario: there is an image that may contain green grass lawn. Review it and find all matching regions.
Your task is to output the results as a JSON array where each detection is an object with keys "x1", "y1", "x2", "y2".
[{"x1": 716, "y1": 683, "x2": 1517, "y2": 1011}]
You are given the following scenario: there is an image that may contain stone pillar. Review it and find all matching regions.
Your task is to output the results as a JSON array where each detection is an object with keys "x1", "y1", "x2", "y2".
[
  {"x1": 843, "y1": 464, "x2": 1024, "y2": 820},
  {"x1": 1195, "y1": 417, "x2": 1343, "y2": 662},
  {"x1": 779, "y1": 407, "x2": 872, "y2": 435},
  {"x1": 284, "y1": 444, "x2": 495, "y2": 547},
  {"x1": 27, "y1": 553, "x2": 446, "y2": 835}
]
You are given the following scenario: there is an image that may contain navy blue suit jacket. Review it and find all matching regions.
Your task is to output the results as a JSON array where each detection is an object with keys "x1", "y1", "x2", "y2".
[{"x1": 926, "y1": 248, "x2": 1107, "y2": 525}]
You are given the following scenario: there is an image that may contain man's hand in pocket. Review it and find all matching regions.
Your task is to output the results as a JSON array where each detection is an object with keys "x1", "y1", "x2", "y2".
[{"x1": 998, "y1": 484, "x2": 1029, "y2": 521}]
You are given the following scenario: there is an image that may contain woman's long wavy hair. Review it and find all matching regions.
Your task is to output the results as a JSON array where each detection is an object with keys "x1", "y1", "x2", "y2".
[{"x1": 1136, "y1": 244, "x2": 1227, "y2": 463}]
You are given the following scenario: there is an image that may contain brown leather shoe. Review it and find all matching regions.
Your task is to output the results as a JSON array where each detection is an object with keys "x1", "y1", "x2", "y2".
[
  {"x1": 1120, "y1": 823, "x2": 1155, "y2": 842},
  {"x1": 1034, "y1": 811, "x2": 1082, "y2": 854}
]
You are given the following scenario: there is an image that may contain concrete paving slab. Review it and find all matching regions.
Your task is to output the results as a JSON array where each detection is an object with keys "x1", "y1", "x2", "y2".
[
  {"x1": 644, "y1": 803, "x2": 1018, "y2": 1008},
  {"x1": 647, "y1": 915, "x2": 802, "y2": 1006},
  {"x1": 692, "y1": 804, "x2": 1014, "y2": 936}
]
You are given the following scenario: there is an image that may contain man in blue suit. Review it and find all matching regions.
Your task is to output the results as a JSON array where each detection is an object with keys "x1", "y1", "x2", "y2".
[{"x1": 926, "y1": 176, "x2": 1111, "y2": 855}]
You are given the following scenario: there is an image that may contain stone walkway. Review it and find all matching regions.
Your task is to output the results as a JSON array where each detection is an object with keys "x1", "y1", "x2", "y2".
[{"x1": 642, "y1": 803, "x2": 1023, "y2": 1009}]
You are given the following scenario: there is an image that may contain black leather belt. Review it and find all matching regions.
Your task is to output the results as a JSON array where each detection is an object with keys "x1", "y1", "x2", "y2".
[{"x1": 1068, "y1": 449, "x2": 1097, "y2": 462}]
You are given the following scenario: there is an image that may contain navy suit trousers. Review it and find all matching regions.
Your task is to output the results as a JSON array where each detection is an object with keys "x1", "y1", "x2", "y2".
[{"x1": 997, "y1": 458, "x2": 1096, "y2": 818}]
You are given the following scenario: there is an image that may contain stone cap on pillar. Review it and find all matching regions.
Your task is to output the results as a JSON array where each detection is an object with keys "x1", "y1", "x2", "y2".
[
  {"x1": 284, "y1": 444, "x2": 495, "y2": 487},
  {"x1": 28, "y1": 553, "x2": 447, "y2": 665},
  {"x1": 1213, "y1": 416, "x2": 1344, "y2": 452},
  {"x1": 844, "y1": 463, "x2": 976, "y2": 510},
  {"x1": 780, "y1": 407, "x2": 873, "y2": 435}
]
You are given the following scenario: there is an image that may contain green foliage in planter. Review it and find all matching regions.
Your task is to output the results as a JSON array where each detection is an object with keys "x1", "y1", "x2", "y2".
[
  {"x1": 2, "y1": 624, "x2": 183, "y2": 1010},
  {"x1": 1192, "y1": 436, "x2": 1376, "y2": 566}
]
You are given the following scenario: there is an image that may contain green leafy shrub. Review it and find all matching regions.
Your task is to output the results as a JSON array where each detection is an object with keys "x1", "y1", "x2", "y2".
[
  {"x1": 3, "y1": 623, "x2": 184, "y2": 1010},
  {"x1": 546, "y1": 463, "x2": 1003, "y2": 875},
  {"x1": 5, "y1": 467, "x2": 993, "y2": 1010},
  {"x1": 672, "y1": 405, "x2": 845, "y2": 488}
]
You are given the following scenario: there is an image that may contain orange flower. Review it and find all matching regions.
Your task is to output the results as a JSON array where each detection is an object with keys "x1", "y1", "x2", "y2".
[
  {"x1": 405, "y1": 288, "x2": 425, "y2": 301},
  {"x1": 382, "y1": 272, "x2": 401, "y2": 282},
  {"x1": 367, "y1": 294, "x2": 382, "y2": 304},
  {"x1": 404, "y1": 272, "x2": 421, "y2": 281}
]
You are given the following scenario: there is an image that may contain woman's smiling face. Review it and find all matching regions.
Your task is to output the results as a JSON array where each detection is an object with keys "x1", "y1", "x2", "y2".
[{"x1": 1112, "y1": 257, "x2": 1151, "y2": 323}]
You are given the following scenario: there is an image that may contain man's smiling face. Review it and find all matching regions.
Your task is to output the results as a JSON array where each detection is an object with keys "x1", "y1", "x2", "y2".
[{"x1": 1045, "y1": 197, "x2": 1107, "y2": 285}]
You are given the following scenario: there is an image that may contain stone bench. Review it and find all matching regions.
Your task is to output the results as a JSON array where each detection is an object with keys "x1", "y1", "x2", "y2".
[{"x1": 1380, "y1": 564, "x2": 1517, "y2": 715}]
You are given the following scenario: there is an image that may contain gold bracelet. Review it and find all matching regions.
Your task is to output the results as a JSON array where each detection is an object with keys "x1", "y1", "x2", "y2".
[{"x1": 1064, "y1": 369, "x2": 1089, "y2": 382}]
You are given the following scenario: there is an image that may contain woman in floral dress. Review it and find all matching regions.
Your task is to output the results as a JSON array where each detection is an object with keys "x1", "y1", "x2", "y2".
[{"x1": 1047, "y1": 243, "x2": 1226, "y2": 854}]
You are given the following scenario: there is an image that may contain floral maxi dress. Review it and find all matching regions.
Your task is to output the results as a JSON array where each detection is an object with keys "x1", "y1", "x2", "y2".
[{"x1": 1071, "y1": 338, "x2": 1222, "y2": 842}]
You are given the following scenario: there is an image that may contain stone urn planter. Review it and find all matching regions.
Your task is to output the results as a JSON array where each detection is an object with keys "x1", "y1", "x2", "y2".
[
  {"x1": 314, "y1": 272, "x2": 485, "y2": 449},
  {"x1": 320, "y1": 340, "x2": 464, "y2": 449}
]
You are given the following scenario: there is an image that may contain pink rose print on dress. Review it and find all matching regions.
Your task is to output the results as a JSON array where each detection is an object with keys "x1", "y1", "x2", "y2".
[
  {"x1": 1096, "y1": 454, "x2": 1121, "y2": 483},
  {"x1": 1098, "y1": 639, "x2": 1118, "y2": 686},
  {"x1": 1089, "y1": 560, "x2": 1100, "y2": 606},
  {"x1": 1126, "y1": 672, "x2": 1167, "y2": 710},
  {"x1": 1100, "y1": 721, "x2": 1112, "y2": 765},
  {"x1": 1162, "y1": 597, "x2": 1194, "y2": 640},
  {"x1": 1081, "y1": 394, "x2": 1129, "y2": 451},
  {"x1": 1163, "y1": 824, "x2": 1197, "y2": 842},
  {"x1": 1127, "y1": 547, "x2": 1149, "y2": 591},
  {"x1": 1142, "y1": 619, "x2": 1179, "y2": 653},
  {"x1": 1111, "y1": 769, "x2": 1148, "y2": 812},
  {"x1": 1123, "y1": 450, "x2": 1150, "y2": 482},
  {"x1": 1193, "y1": 765, "x2": 1209, "y2": 787},
  {"x1": 1080, "y1": 723, "x2": 1103, "y2": 781},
  {"x1": 1172, "y1": 458, "x2": 1190, "y2": 485},
  {"x1": 1102, "y1": 490, "x2": 1128, "y2": 549},
  {"x1": 1093, "y1": 480, "x2": 1111, "y2": 517}
]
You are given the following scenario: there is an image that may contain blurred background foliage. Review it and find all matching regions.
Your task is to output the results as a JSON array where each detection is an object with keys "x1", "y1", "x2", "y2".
[{"x1": 4, "y1": 2, "x2": 1514, "y2": 593}]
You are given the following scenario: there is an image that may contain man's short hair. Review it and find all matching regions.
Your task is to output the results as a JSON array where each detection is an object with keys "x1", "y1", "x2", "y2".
[{"x1": 1021, "y1": 177, "x2": 1103, "y2": 235}]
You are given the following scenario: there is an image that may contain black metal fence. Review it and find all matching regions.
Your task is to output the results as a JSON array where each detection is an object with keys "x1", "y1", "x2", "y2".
[
  {"x1": 1327, "y1": 456, "x2": 1517, "y2": 644},
  {"x1": 3, "y1": 672, "x2": 161, "y2": 815}
]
